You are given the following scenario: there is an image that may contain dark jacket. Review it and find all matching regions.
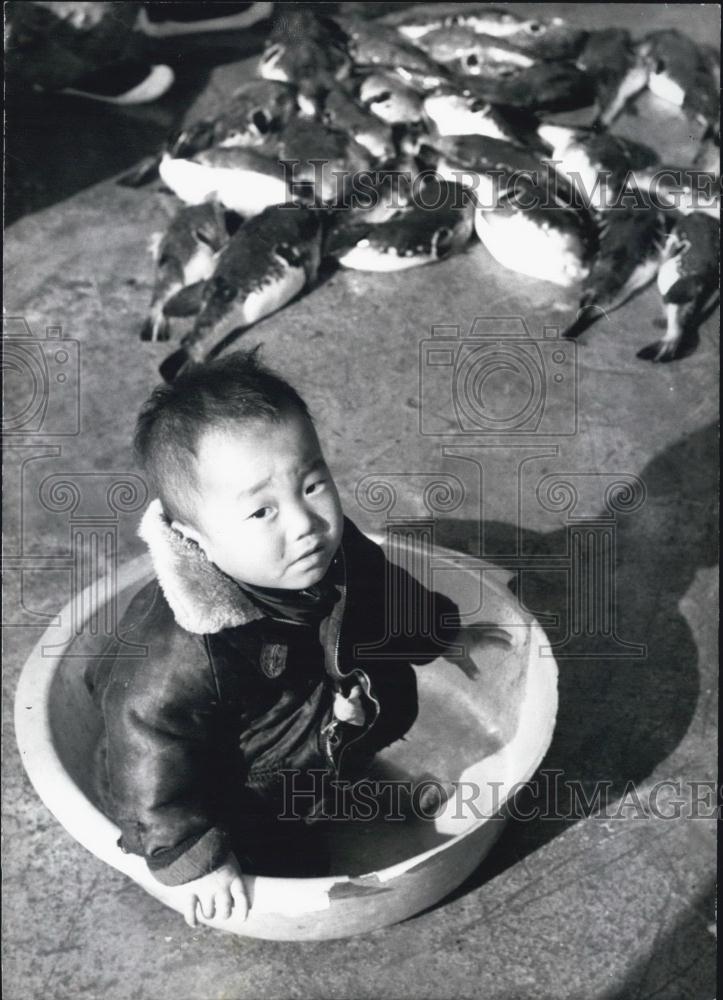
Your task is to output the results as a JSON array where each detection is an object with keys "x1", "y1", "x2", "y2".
[{"x1": 85, "y1": 502, "x2": 457, "y2": 886}]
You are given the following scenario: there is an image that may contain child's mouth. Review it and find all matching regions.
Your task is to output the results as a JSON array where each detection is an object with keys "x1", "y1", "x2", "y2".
[{"x1": 291, "y1": 542, "x2": 325, "y2": 567}]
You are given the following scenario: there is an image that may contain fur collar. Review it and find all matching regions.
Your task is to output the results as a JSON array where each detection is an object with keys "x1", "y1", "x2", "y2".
[{"x1": 138, "y1": 499, "x2": 264, "y2": 635}]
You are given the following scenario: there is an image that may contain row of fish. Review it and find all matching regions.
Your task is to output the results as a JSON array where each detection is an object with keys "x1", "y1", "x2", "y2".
[{"x1": 124, "y1": 8, "x2": 719, "y2": 378}]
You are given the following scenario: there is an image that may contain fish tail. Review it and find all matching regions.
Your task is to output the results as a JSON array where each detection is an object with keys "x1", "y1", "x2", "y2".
[
  {"x1": 117, "y1": 155, "x2": 161, "y2": 188},
  {"x1": 636, "y1": 302, "x2": 686, "y2": 362},
  {"x1": 140, "y1": 315, "x2": 170, "y2": 342},
  {"x1": 562, "y1": 303, "x2": 603, "y2": 340},
  {"x1": 159, "y1": 347, "x2": 192, "y2": 383},
  {"x1": 140, "y1": 304, "x2": 171, "y2": 342},
  {"x1": 597, "y1": 65, "x2": 649, "y2": 127}
]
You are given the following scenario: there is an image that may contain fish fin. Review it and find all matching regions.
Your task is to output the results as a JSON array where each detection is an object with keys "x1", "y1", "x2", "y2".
[
  {"x1": 636, "y1": 340, "x2": 678, "y2": 362},
  {"x1": 636, "y1": 334, "x2": 699, "y2": 362},
  {"x1": 163, "y1": 281, "x2": 207, "y2": 317},
  {"x1": 117, "y1": 155, "x2": 161, "y2": 187},
  {"x1": 193, "y1": 225, "x2": 224, "y2": 252},
  {"x1": 637, "y1": 299, "x2": 704, "y2": 362},
  {"x1": 140, "y1": 313, "x2": 171, "y2": 342},
  {"x1": 159, "y1": 348, "x2": 191, "y2": 383},
  {"x1": 224, "y1": 211, "x2": 245, "y2": 237},
  {"x1": 562, "y1": 305, "x2": 603, "y2": 340}
]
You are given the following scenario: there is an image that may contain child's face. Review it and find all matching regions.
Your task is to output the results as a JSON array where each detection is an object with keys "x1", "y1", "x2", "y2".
[{"x1": 174, "y1": 410, "x2": 344, "y2": 590}]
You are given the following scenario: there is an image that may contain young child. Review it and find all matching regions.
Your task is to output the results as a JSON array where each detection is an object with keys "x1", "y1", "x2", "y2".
[{"x1": 86, "y1": 349, "x2": 457, "y2": 928}]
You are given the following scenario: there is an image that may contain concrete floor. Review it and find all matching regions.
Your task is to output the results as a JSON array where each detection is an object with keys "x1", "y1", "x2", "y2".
[{"x1": 3, "y1": 4, "x2": 718, "y2": 999}]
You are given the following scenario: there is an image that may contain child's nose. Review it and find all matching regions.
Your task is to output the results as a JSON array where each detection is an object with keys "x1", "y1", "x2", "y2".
[{"x1": 289, "y1": 499, "x2": 321, "y2": 538}]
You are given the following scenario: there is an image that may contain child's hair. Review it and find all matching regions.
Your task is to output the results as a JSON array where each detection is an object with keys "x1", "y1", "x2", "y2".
[{"x1": 134, "y1": 349, "x2": 311, "y2": 524}]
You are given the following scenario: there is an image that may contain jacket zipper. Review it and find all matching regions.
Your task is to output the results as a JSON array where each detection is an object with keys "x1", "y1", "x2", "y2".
[
  {"x1": 323, "y1": 548, "x2": 380, "y2": 776},
  {"x1": 263, "y1": 612, "x2": 343, "y2": 768},
  {"x1": 263, "y1": 557, "x2": 382, "y2": 774},
  {"x1": 265, "y1": 614, "x2": 343, "y2": 768}
]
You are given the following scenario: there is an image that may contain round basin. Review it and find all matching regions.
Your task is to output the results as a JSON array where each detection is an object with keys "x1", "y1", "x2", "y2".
[{"x1": 15, "y1": 535, "x2": 557, "y2": 939}]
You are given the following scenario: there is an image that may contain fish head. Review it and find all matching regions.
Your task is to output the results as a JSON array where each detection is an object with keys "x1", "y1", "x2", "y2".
[
  {"x1": 578, "y1": 27, "x2": 632, "y2": 66},
  {"x1": 219, "y1": 80, "x2": 298, "y2": 146},
  {"x1": 259, "y1": 42, "x2": 290, "y2": 82},
  {"x1": 475, "y1": 185, "x2": 589, "y2": 287},
  {"x1": 260, "y1": 36, "x2": 350, "y2": 95},
  {"x1": 536, "y1": 124, "x2": 576, "y2": 156},
  {"x1": 461, "y1": 62, "x2": 592, "y2": 111},
  {"x1": 191, "y1": 207, "x2": 321, "y2": 349},
  {"x1": 414, "y1": 25, "x2": 486, "y2": 63},
  {"x1": 163, "y1": 202, "x2": 229, "y2": 247},
  {"x1": 274, "y1": 117, "x2": 373, "y2": 192},
  {"x1": 359, "y1": 73, "x2": 424, "y2": 124},
  {"x1": 167, "y1": 119, "x2": 220, "y2": 159},
  {"x1": 321, "y1": 91, "x2": 395, "y2": 161},
  {"x1": 215, "y1": 106, "x2": 281, "y2": 149},
  {"x1": 506, "y1": 17, "x2": 588, "y2": 60},
  {"x1": 638, "y1": 29, "x2": 701, "y2": 107}
]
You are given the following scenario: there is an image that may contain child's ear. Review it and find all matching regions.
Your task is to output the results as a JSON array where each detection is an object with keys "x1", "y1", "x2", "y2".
[{"x1": 171, "y1": 520, "x2": 208, "y2": 557}]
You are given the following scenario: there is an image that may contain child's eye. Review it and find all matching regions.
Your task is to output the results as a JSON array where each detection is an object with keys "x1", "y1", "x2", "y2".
[
  {"x1": 248, "y1": 506, "x2": 272, "y2": 520},
  {"x1": 305, "y1": 479, "x2": 326, "y2": 495}
]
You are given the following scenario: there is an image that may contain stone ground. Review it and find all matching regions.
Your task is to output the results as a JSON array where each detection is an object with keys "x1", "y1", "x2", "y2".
[{"x1": 3, "y1": 4, "x2": 718, "y2": 999}]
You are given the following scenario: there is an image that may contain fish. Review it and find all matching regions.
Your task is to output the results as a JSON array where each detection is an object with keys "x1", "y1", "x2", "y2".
[
  {"x1": 270, "y1": 118, "x2": 374, "y2": 204},
  {"x1": 630, "y1": 165, "x2": 720, "y2": 219},
  {"x1": 637, "y1": 29, "x2": 720, "y2": 138},
  {"x1": 158, "y1": 146, "x2": 292, "y2": 215},
  {"x1": 386, "y1": 6, "x2": 587, "y2": 60},
  {"x1": 168, "y1": 80, "x2": 298, "y2": 156},
  {"x1": 325, "y1": 179, "x2": 474, "y2": 271},
  {"x1": 159, "y1": 117, "x2": 373, "y2": 214},
  {"x1": 693, "y1": 137, "x2": 721, "y2": 176},
  {"x1": 576, "y1": 28, "x2": 649, "y2": 127},
  {"x1": 638, "y1": 212, "x2": 719, "y2": 362},
  {"x1": 474, "y1": 174, "x2": 591, "y2": 287},
  {"x1": 428, "y1": 134, "x2": 576, "y2": 209},
  {"x1": 159, "y1": 205, "x2": 324, "y2": 382},
  {"x1": 562, "y1": 207, "x2": 665, "y2": 339},
  {"x1": 342, "y1": 167, "x2": 418, "y2": 225},
  {"x1": 141, "y1": 203, "x2": 234, "y2": 342},
  {"x1": 422, "y1": 88, "x2": 543, "y2": 149},
  {"x1": 411, "y1": 25, "x2": 536, "y2": 77},
  {"x1": 461, "y1": 62, "x2": 595, "y2": 112},
  {"x1": 331, "y1": 15, "x2": 451, "y2": 91},
  {"x1": 538, "y1": 125, "x2": 659, "y2": 212},
  {"x1": 259, "y1": 9, "x2": 350, "y2": 112},
  {"x1": 358, "y1": 72, "x2": 425, "y2": 125},
  {"x1": 117, "y1": 81, "x2": 298, "y2": 187},
  {"x1": 322, "y1": 89, "x2": 395, "y2": 161}
]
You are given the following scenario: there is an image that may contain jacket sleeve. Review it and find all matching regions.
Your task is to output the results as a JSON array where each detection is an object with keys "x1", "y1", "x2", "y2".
[
  {"x1": 344, "y1": 518, "x2": 461, "y2": 666},
  {"x1": 97, "y1": 587, "x2": 231, "y2": 886},
  {"x1": 380, "y1": 558, "x2": 461, "y2": 666}
]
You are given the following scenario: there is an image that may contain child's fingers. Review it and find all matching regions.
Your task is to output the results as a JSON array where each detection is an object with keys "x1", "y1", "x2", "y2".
[
  {"x1": 197, "y1": 893, "x2": 216, "y2": 919},
  {"x1": 215, "y1": 888, "x2": 233, "y2": 921},
  {"x1": 183, "y1": 895, "x2": 199, "y2": 928},
  {"x1": 230, "y1": 877, "x2": 249, "y2": 921}
]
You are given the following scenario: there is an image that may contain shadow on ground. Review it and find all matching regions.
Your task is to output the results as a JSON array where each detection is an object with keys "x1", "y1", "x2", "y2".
[{"x1": 429, "y1": 420, "x2": 717, "y2": 892}]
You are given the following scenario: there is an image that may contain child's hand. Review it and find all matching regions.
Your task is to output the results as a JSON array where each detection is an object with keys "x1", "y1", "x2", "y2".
[{"x1": 174, "y1": 855, "x2": 248, "y2": 928}]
